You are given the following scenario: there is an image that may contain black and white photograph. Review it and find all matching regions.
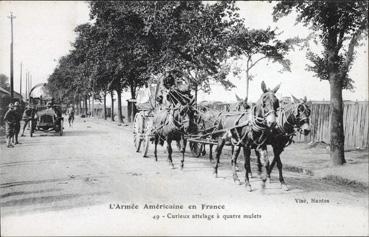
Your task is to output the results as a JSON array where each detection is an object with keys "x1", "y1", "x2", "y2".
[{"x1": 0, "y1": 1, "x2": 368, "y2": 236}]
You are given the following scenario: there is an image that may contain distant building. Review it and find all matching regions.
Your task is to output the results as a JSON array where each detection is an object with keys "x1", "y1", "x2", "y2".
[{"x1": 0, "y1": 87, "x2": 22, "y2": 100}]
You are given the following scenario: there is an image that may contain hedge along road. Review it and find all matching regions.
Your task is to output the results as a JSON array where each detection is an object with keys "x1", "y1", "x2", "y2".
[{"x1": 0, "y1": 117, "x2": 367, "y2": 236}]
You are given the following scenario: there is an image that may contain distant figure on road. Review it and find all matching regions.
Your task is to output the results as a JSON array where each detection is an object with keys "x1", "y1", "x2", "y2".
[
  {"x1": 46, "y1": 101, "x2": 53, "y2": 110},
  {"x1": 46, "y1": 100, "x2": 62, "y2": 118},
  {"x1": 21, "y1": 104, "x2": 35, "y2": 137},
  {"x1": 13, "y1": 102, "x2": 22, "y2": 144},
  {"x1": 67, "y1": 105, "x2": 75, "y2": 127},
  {"x1": 3, "y1": 103, "x2": 17, "y2": 148}
]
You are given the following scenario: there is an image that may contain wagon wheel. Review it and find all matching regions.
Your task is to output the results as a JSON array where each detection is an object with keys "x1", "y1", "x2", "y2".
[
  {"x1": 190, "y1": 141, "x2": 204, "y2": 158},
  {"x1": 142, "y1": 132, "x2": 150, "y2": 158},
  {"x1": 142, "y1": 119, "x2": 153, "y2": 158},
  {"x1": 142, "y1": 133, "x2": 150, "y2": 157},
  {"x1": 133, "y1": 112, "x2": 144, "y2": 152}
]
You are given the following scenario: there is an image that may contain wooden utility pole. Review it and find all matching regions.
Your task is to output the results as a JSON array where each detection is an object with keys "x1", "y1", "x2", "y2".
[
  {"x1": 27, "y1": 72, "x2": 29, "y2": 100},
  {"x1": 19, "y1": 62, "x2": 22, "y2": 98},
  {"x1": 30, "y1": 74, "x2": 32, "y2": 92},
  {"x1": 246, "y1": 58, "x2": 250, "y2": 100},
  {"x1": 25, "y1": 72, "x2": 28, "y2": 100},
  {"x1": 8, "y1": 12, "x2": 16, "y2": 98}
]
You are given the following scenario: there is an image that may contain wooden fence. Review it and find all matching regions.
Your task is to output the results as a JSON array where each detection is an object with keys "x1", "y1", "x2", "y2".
[{"x1": 295, "y1": 101, "x2": 368, "y2": 149}]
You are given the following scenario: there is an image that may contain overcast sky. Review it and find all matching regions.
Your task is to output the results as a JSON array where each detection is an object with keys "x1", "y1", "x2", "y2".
[{"x1": 0, "y1": 1, "x2": 367, "y2": 103}]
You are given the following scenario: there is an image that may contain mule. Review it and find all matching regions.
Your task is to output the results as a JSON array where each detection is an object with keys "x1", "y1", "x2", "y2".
[
  {"x1": 214, "y1": 81, "x2": 280, "y2": 191},
  {"x1": 152, "y1": 103, "x2": 196, "y2": 169},
  {"x1": 234, "y1": 94, "x2": 250, "y2": 112},
  {"x1": 196, "y1": 94, "x2": 251, "y2": 162},
  {"x1": 252, "y1": 95, "x2": 311, "y2": 191}
]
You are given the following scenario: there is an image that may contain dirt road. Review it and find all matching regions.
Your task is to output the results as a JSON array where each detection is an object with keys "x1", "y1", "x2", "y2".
[{"x1": 1, "y1": 118, "x2": 368, "y2": 236}]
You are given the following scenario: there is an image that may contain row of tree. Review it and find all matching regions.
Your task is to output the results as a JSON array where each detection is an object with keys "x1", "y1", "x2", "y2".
[
  {"x1": 47, "y1": 1, "x2": 367, "y2": 166},
  {"x1": 47, "y1": 1, "x2": 295, "y2": 121}
]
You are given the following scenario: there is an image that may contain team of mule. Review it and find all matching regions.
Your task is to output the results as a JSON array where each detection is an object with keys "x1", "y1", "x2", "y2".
[{"x1": 134, "y1": 78, "x2": 312, "y2": 192}]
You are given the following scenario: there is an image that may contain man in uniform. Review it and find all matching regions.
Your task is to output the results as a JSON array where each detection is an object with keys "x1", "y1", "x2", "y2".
[
  {"x1": 67, "y1": 104, "x2": 75, "y2": 127},
  {"x1": 21, "y1": 104, "x2": 35, "y2": 137},
  {"x1": 3, "y1": 103, "x2": 17, "y2": 148},
  {"x1": 46, "y1": 101, "x2": 53, "y2": 109},
  {"x1": 13, "y1": 102, "x2": 23, "y2": 144}
]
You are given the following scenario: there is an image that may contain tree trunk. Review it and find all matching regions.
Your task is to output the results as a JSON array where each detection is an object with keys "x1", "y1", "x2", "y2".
[
  {"x1": 88, "y1": 97, "x2": 91, "y2": 116},
  {"x1": 130, "y1": 83, "x2": 136, "y2": 99},
  {"x1": 246, "y1": 71, "x2": 250, "y2": 100},
  {"x1": 91, "y1": 93, "x2": 94, "y2": 117},
  {"x1": 75, "y1": 96, "x2": 79, "y2": 115},
  {"x1": 130, "y1": 83, "x2": 137, "y2": 122},
  {"x1": 330, "y1": 77, "x2": 346, "y2": 165},
  {"x1": 326, "y1": 22, "x2": 346, "y2": 166},
  {"x1": 84, "y1": 95, "x2": 88, "y2": 116},
  {"x1": 110, "y1": 90, "x2": 115, "y2": 122},
  {"x1": 80, "y1": 99, "x2": 82, "y2": 115},
  {"x1": 77, "y1": 98, "x2": 80, "y2": 115},
  {"x1": 246, "y1": 59, "x2": 250, "y2": 99},
  {"x1": 103, "y1": 91, "x2": 107, "y2": 120},
  {"x1": 116, "y1": 89, "x2": 123, "y2": 123}
]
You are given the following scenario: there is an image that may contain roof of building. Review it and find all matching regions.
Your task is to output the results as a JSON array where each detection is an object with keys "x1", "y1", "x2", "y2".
[{"x1": 0, "y1": 86, "x2": 23, "y2": 99}]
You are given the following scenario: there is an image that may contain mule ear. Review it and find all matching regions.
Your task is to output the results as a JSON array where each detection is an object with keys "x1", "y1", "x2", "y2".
[
  {"x1": 291, "y1": 95, "x2": 300, "y2": 103},
  {"x1": 244, "y1": 97, "x2": 248, "y2": 103},
  {"x1": 303, "y1": 96, "x2": 307, "y2": 103},
  {"x1": 272, "y1": 83, "x2": 281, "y2": 93},
  {"x1": 261, "y1": 81, "x2": 267, "y2": 93},
  {"x1": 235, "y1": 94, "x2": 242, "y2": 102}
]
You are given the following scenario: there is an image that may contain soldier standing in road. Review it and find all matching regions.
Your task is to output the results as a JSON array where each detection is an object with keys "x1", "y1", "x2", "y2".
[
  {"x1": 13, "y1": 102, "x2": 22, "y2": 144},
  {"x1": 67, "y1": 104, "x2": 75, "y2": 127},
  {"x1": 3, "y1": 103, "x2": 17, "y2": 148},
  {"x1": 21, "y1": 104, "x2": 34, "y2": 137}
]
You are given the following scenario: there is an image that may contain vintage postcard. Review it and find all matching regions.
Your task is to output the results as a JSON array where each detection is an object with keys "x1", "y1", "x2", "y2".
[{"x1": 0, "y1": 1, "x2": 368, "y2": 236}]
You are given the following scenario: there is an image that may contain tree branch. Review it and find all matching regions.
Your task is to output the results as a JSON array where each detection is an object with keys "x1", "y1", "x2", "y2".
[
  {"x1": 336, "y1": 29, "x2": 345, "y2": 54},
  {"x1": 340, "y1": 20, "x2": 368, "y2": 80},
  {"x1": 248, "y1": 55, "x2": 267, "y2": 71}
]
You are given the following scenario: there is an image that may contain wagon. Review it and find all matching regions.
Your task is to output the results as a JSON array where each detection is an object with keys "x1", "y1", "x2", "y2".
[
  {"x1": 133, "y1": 108, "x2": 153, "y2": 157},
  {"x1": 133, "y1": 106, "x2": 212, "y2": 158},
  {"x1": 132, "y1": 72, "x2": 230, "y2": 159},
  {"x1": 30, "y1": 104, "x2": 64, "y2": 137},
  {"x1": 133, "y1": 73, "x2": 198, "y2": 158},
  {"x1": 133, "y1": 82, "x2": 158, "y2": 157},
  {"x1": 27, "y1": 83, "x2": 64, "y2": 137}
]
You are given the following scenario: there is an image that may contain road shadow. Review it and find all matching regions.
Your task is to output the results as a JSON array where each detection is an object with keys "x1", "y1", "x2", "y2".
[
  {"x1": 0, "y1": 192, "x2": 103, "y2": 208},
  {"x1": 63, "y1": 130, "x2": 109, "y2": 137},
  {"x1": 0, "y1": 188, "x2": 62, "y2": 199},
  {"x1": 0, "y1": 175, "x2": 108, "y2": 189},
  {"x1": 0, "y1": 158, "x2": 87, "y2": 168},
  {"x1": 152, "y1": 149, "x2": 368, "y2": 196},
  {"x1": 1, "y1": 191, "x2": 108, "y2": 217}
]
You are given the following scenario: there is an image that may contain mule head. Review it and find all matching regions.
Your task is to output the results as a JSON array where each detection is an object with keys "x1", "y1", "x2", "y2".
[
  {"x1": 256, "y1": 81, "x2": 280, "y2": 128},
  {"x1": 296, "y1": 98, "x2": 311, "y2": 136},
  {"x1": 235, "y1": 94, "x2": 250, "y2": 111},
  {"x1": 291, "y1": 95, "x2": 311, "y2": 136}
]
